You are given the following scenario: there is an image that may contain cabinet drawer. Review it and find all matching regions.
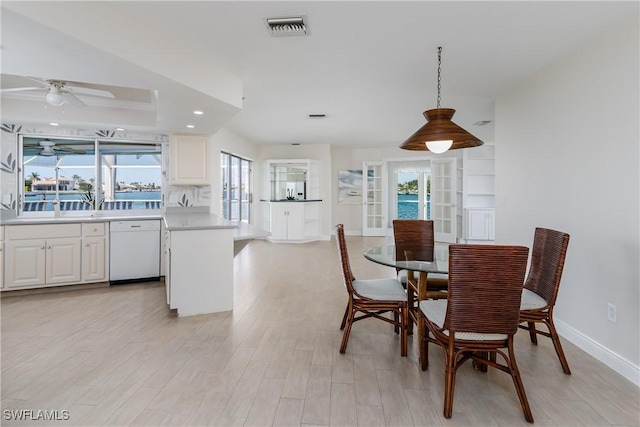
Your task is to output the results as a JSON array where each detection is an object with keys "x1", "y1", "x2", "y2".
[
  {"x1": 82, "y1": 222, "x2": 106, "y2": 237},
  {"x1": 6, "y1": 224, "x2": 82, "y2": 240}
]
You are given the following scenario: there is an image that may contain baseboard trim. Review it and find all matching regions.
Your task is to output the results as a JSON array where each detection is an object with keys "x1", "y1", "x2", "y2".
[{"x1": 556, "y1": 319, "x2": 640, "y2": 387}]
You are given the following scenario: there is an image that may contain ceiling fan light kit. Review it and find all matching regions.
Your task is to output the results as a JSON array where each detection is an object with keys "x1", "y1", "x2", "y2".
[
  {"x1": 45, "y1": 86, "x2": 64, "y2": 106},
  {"x1": 400, "y1": 47, "x2": 483, "y2": 153}
]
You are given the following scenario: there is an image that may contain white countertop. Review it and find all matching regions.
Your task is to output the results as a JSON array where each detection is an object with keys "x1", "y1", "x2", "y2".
[
  {"x1": 163, "y1": 212, "x2": 236, "y2": 231},
  {"x1": 1, "y1": 211, "x2": 163, "y2": 225},
  {"x1": 164, "y1": 212, "x2": 270, "y2": 240},
  {"x1": 2, "y1": 210, "x2": 270, "y2": 241}
]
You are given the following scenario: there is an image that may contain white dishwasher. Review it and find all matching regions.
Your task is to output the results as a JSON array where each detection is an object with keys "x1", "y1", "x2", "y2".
[{"x1": 109, "y1": 220, "x2": 161, "y2": 282}]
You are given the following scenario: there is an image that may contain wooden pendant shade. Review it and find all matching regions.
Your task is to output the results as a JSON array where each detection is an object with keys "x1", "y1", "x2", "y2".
[{"x1": 400, "y1": 108, "x2": 484, "y2": 151}]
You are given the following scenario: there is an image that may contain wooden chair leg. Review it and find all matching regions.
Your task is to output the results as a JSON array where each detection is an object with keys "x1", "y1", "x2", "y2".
[
  {"x1": 507, "y1": 340, "x2": 534, "y2": 423},
  {"x1": 546, "y1": 316, "x2": 571, "y2": 375},
  {"x1": 527, "y1": 321, "x2": 538, "y2": 344},
  {"x1": 340, "y1": 304, "x2": 349, "y2": 330},
  {"x1": 393, "y1": 311, "x2": 400, "y2": 334},
  {"x1": 443, "y1": 348, "x2": 457, "y2": 419},
  {"x1": 339, "y1": 308, "x2": 355, "y2": 354},
  {"x1": 400, "y1": 307, "x2": 408, "y2": 357}
]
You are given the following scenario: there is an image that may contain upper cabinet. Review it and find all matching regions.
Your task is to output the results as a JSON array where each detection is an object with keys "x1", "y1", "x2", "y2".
[
  {"x1": 263, "y1": 159, "x2": 320, "y2": 201},
  {"x1": 169, "y1": 134, "x2": 210, "y2": 185}
]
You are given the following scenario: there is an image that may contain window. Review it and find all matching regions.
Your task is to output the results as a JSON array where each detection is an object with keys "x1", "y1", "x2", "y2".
[
  {"x1": 20, "y1": 136, "x2": 162, "y2": 213},
  {"x1": 221, "y1": 152, "x2": 251, "y2": 223}
]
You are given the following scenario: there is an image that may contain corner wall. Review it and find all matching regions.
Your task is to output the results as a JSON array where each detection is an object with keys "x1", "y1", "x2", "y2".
[{"x1": 495, "y1": 17, "x2": 639, "y2": 384}]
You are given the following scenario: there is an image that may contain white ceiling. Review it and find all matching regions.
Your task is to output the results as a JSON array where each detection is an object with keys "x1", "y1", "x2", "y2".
[{"x1": 1, "y1": 1, "x2": 637, "y2": 149}]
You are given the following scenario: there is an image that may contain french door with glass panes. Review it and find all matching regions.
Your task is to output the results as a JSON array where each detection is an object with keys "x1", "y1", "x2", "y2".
[
  {"x1": 362, "y1": 161, "x2": 386, "y2": 236},
  {"x1": 430, "y1": 158, "x2": 457, "y2": 243},
  {"x1": 221, "y1": 152, "x2": 252, "y2": 223}
]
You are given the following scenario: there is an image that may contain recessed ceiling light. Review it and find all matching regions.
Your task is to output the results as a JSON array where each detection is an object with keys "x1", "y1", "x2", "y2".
[
  {"x1": 193, "y1": 110, "x2": 204, "y2": 115},
  {"x1": 116, "y1": 127, "x2": 125, "y2": 131},
  {"x1": 49, "y1": 122, "x2": 59, "y2": 126},
  {"x1": 186, "y1": 125, "x2": 195, "y2": 129},
  {"x1": 309, "y1": 114, "x2": 326, "y2": 118}
]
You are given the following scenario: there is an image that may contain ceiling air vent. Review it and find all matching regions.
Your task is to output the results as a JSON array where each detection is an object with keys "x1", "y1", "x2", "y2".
[{"x1": 266, "y1": 16, "x2": 308, "y2": 36}]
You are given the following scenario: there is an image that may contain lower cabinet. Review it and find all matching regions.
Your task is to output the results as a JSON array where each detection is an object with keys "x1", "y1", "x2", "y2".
[
  {"x1": 464, "y1": 208, "x2": 495, "y2": 242},
  {"x1": 266, "y1": 201, "x2": 321, "y2": 242},
  {"x1": 81, "y1": 223, "x2": 108, "y2": 282},
  {"x1": 3, "y1": 222, "x2": 109, "y2": 290},
  {"x1": 6, "y1": 237, "x2": 81, "y2": 288}
]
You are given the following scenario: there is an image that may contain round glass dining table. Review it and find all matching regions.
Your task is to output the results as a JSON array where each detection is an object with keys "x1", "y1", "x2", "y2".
[
  {"x1": 362, "y1": 245, "x2": 448, "y2": 275},
  {"x1": 363, "y1": 244, "x2": 449, "y2": 336}
]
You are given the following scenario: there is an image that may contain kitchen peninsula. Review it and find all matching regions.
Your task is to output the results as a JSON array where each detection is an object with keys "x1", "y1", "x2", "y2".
[{"x1": 164, "y1": 209, "x2": 270, "y2": 317}]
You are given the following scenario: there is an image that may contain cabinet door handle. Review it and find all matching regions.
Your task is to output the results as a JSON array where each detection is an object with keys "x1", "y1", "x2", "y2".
[
  {"x1": 86, "y1": 243, "x2": 90, "y2": 247},
  {"x1": 47, "y1": 246, "x2": 51, "y2": 249},
  {"x1": 41, "y1": 246, "x2": 45, "y2": 250}
]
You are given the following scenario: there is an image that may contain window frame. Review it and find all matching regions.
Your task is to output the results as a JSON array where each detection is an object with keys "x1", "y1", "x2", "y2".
[{"x1": 18, "y1": 134, "x2": 162, "y2": 215}]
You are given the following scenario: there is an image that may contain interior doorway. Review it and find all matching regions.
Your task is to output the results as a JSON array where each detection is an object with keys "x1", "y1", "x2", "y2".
[{"x1": 388, "y1": 160, "x2": 431, "y2": 224}]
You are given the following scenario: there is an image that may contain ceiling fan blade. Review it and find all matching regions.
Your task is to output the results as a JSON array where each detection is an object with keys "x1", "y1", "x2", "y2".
[
  {"x1": 0, "y1": 86, "x2": 45, "y2": 93},
  {"x1": 67, "y1": 86, "x2": 115, "y2": 98},
  {"x1": 24, "y1": 76, "x2": 48, "y2": 85},
  {"x1": 62, "y1": 92, "x2": 87, "y2": 107},
  {"x1": 57, "y1": 145, "x2": 86, "y2": 154}
]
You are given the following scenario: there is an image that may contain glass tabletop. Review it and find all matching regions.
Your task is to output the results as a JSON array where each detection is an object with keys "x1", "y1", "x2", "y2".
[{"x1": 363, "y1": 245, "x2": 448, "y2": 274}]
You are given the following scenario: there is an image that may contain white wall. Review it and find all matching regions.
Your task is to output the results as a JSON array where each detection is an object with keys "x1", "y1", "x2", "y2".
[{"x1": 495, "y1": 18, "x2": 639, "y2": 384}]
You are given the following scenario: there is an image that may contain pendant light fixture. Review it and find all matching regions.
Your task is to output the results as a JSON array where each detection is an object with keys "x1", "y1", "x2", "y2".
[{"x1": 400, "y1": 47, "x2": 483, "y2": 153}]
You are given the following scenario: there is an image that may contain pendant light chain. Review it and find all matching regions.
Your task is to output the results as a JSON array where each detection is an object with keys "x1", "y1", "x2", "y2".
[{"x1": 436, "y1": 46, "x2": 442, "y2": 109}]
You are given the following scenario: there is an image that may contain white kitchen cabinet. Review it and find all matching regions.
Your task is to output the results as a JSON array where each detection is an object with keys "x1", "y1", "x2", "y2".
[
  {"x1": 5, "y1": 224, "x2": 83, "y2": 288},
  {"x1": 169, "y1": 134, "x2": 209, "y2": 185},
  {"x1": 5, "y1": 237, "x2": 81, "y2": 288},
  {"x1": 81, "y1": 223, "x2": 108, "y2": 283}
]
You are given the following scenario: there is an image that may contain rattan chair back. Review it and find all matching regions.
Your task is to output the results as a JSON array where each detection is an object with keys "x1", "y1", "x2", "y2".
[
  {"x1": 392, "y1": 219, "x2": 435, "y2": 266},
  {"x1": 523, "y1": 227, "x2": 570, "y2": 306},
  {"x1": 335, "y1": 224, "x2": 356, "y2": 294},
  {"x1": 445, "y1": 244, "x2": 529, "y2": 335}
]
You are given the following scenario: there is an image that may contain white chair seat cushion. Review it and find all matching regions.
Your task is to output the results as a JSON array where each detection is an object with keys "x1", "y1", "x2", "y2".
[
  {"x1": 397, "y1": 270, "x2": 448, "y2": 285},
  {"x1": 420, "y1": 299, "x2": 508, "y2": 341},
  {"x1": 353, "y1": 278, "x2": 406, "y2": 301},
  {"x1": 520, "y1": 288, "x2": 548, "y2": 310}
]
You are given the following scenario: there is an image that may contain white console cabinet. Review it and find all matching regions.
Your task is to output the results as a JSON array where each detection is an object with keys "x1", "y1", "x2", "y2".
[{"x1": 169, "y1": 134, "x2": 210, "y2": 185}]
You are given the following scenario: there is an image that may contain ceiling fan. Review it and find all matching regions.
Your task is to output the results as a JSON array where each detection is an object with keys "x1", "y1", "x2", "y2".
[
  {"x1": 1, "y1": 76, "x2": 115, "y2": 107},
  {"x1": 24, "y1": 139, "x2": 86, "y2": 156}
]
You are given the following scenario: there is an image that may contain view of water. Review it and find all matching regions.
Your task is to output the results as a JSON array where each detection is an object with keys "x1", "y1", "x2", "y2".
[
  {"x1": 24, "y1": 190, "x2": 161, "y2": 211},
  {"x1": 397, "y1": 194, "x2": 431, "y2": 219}
]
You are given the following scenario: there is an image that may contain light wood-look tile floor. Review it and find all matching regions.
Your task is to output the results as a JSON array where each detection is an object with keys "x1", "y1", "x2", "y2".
[{"x1": 2, "y1": 236, "x2": 639, "y2": 426}]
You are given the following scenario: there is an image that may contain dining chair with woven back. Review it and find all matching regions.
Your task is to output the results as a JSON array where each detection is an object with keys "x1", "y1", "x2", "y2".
[
  {"x1": 519, "y1": 227, "x2": 572, "y2": 374},
  {"x1": 419, "y1": 244, "x2": 534, "y2": 423},
  {"x1": 392, "y1": 219, "x2": 449, "y2": 293},
  {"x1": 334, "y1": 224, "x2": 409, "y2": 356},
  {"x1": 392, "y1": 219, "x2": 448, "y2": 334}
]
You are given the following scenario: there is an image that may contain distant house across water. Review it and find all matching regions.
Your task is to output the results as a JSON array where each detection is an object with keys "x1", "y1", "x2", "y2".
[{"x1": 31, "y1": 177, "x2": 77, "y2": 191}]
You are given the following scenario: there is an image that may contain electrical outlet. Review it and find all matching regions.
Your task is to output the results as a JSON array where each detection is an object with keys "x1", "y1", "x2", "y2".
[{"x1": 607, "y1": 303, "x2": 617, "y2": 324}]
